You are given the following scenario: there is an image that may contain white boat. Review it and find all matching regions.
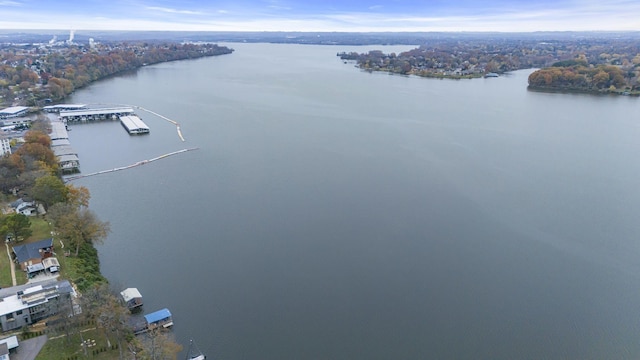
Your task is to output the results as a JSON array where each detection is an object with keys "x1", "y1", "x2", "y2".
[{"x1": 186, "y1": 339, "x2": 206, "y2": 360}]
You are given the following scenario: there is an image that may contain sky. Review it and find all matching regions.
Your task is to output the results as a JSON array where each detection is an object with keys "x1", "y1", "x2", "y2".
[{"x1": 0, "y1": 0, "x2": 639, "y2": 32}]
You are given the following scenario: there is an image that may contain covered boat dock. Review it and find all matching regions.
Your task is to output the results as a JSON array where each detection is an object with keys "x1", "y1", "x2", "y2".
[
  {"x1": 120, "y1": 115, "x2": 150, "y2": 135},
  {"x1": 59, "y1": 107, "x2": 134, "y2": 122}
]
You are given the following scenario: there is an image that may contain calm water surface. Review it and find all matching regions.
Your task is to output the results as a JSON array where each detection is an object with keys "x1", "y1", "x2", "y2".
[{"x1": 66, "y1": 43, "x2": 640, "y2": 359}]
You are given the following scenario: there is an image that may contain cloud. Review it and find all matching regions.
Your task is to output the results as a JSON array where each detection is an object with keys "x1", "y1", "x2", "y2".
[
  {"x1": 0, "y1": 0, "x2": 21, "y2": 6},
  {"x1": 145, "y1": 6, "x2": 205, "y2": 15}
]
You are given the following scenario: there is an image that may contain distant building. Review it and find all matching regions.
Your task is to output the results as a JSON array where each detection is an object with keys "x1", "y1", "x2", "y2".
[
  {"x1": 0, "y1": 107, "x2": 28, "y2": 119},
  {"x1": 0, "y1": 135, "x2": 10, "y2": 156}
]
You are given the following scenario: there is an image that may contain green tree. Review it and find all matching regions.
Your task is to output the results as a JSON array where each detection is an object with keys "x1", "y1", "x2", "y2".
[
  {"x1": 0, "y1": 213, "x2": 32, "y2": 241},
  {"x1": 31, "y1": 174, "x2": 68, "y2": 209}
]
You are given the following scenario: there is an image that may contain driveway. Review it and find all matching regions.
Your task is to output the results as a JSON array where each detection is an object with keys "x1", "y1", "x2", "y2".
[{"x1": 11, "y1": 335, "x2": 47, "y2": 360}]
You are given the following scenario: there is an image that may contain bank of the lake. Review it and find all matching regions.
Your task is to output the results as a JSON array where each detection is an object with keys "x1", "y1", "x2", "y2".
[{"x1": 66, "y1": 42, "x2": 640, "y2": 360}]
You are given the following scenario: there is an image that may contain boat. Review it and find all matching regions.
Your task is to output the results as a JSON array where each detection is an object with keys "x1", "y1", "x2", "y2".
[{"x1": 186, "y1": 339, "x2": 206, "y2": 360}]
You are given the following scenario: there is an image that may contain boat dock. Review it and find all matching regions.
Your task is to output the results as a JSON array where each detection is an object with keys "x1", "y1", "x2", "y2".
[
  {"x1": 120, "y1": 115, "x2": 150, "y2": 135},
  {"x1": 59, "y1": 107, "x2": 134, "y2": 122},
  {"x1": 120, "y1": 288, "x2": 143, "y2": 311},
  {"x1": 50, "y1": 121, "x2": 79, "y2": 173},
  {"x1": 133, "y1": 308, "x2": 174, "y2": 335}
]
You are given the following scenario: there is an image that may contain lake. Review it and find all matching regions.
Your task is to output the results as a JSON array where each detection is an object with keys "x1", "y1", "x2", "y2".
[{"x1": 66, "y1": 43, "x2": 640, "y2": 359}]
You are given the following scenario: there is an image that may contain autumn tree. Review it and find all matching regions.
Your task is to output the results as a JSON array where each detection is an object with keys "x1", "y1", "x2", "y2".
[
  {"x1": 82, "y1": 284, "x2": 132, "y2": 360},
  {"x1": 66, "y1": 184, "x2": 91, "y2": 208},
  {"x1": 138, "y1": 329, "x2": 183, "y2": 360},
  {"x1": 48, "y1": 203, "x2": 110, "y2": 256},
  {"x1": 0, "y1": 213, "x2": 32, "y2": 241}
]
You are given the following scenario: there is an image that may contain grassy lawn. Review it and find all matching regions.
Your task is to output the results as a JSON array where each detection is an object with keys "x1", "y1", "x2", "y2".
[
  {"x1": 35, "y1": 328, "x2": 122, "y2": 360},
  {"x1": 0, "y1": 253, "x2": 13, "y2": 288},
  {"x1": 28, "y1": 217, "x2": 54, "y2": 241}
]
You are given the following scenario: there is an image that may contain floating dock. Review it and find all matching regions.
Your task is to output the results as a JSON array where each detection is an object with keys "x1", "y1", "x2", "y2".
[{"x1": 120, "y1": 115, "x2": 150, "y2": 135}]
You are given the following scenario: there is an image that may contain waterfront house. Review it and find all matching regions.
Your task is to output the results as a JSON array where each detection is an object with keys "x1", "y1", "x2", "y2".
[
  {"x1": 0, "y1": 280, "x2": 74, "y2": 332},
  {"x1": 10, "y1": 199, "x2": 36, "y2": 217},
  {"x1": 12, "y1": 238, "x2": 54, "y2": 271}
]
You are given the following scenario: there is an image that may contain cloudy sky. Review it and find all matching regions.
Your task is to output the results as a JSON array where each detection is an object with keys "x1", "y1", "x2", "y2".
[{"x1": 0, "y1": 0, "x2": 638, "y2": 32}]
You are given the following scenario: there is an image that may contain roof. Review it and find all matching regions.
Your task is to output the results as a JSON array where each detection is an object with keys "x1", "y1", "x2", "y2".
[
  {"x1": 43, "y1": 104, "x2": 86, "y2": 111},
  {"x1": 0, "y1": 279, "x2": 72, "y2": 316},
  {"x1": 0, "y1": 106, "x2": 28, "y2": 115},
  {"x1": 51, "y1": 139, "x2": 71, "y2": 147},
  {"x1": 12, "y1": 238, "x2": 53, "y2": 264},
  {"x1": 42, "y1": 257, "x2": 60, "y2": 269},
  {"x1": 57, "y1": 154, "x2": 80, "y2": 163},
  {"x1": 120, "y1": 288, "x2": 142, "y2": 302},
  {"x1": 27, "y1": 263, "x2": 45, "y2": 273},
  {"x1": 52, "y1": 145, "x2": 77, "y2": 156},
  {"x1": 0, "y1": 336, "x2": 17, "y2": 350},
  {"x1": 120, "y1": 115, "x2": 150, "y2": 132},
  {"x1": 49, "y1": 121, "x2": 69, "y2": 140},
  {"x1": 145, "y1": 308, "x2": 172, "y2": 324},
  {"x1": 59, "y1": 107, "x2": 134, "y2": 117}
]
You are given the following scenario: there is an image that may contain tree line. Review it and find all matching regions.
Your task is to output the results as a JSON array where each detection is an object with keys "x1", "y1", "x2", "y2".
[
  {"x1": 0, "y1": 42, "x2": 233, "y2": 105},
  {"x1": 528, "y1": 59, "x2": 639, "y2": 93}
]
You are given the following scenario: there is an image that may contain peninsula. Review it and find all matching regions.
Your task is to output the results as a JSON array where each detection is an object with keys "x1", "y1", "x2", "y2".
[{"x1": 337, "y1": 33, "x2": 640, "y2": 95}]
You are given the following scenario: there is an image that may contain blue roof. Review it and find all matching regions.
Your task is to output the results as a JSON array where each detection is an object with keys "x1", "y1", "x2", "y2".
[
  {"x1": 12, "y1": 238, "x2": 54, "y2": 264},
  {"x1": 145, "y1": 308, "x2": 172, "y2": 324}
]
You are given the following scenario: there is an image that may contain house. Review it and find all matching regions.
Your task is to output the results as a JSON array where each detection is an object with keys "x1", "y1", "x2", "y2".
[
  {"x1": 0, "y1": 280, "x2": 74, "y2": 332},
  {"x1": 9, "y1": 199, "x2": 36, "y2": 216},
  {"x1": 12, "y1": 238, "x2": 54, "y2": 272},
  {"x1": 10, "y1": 199, "x2": 36, "y2": 217}
]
